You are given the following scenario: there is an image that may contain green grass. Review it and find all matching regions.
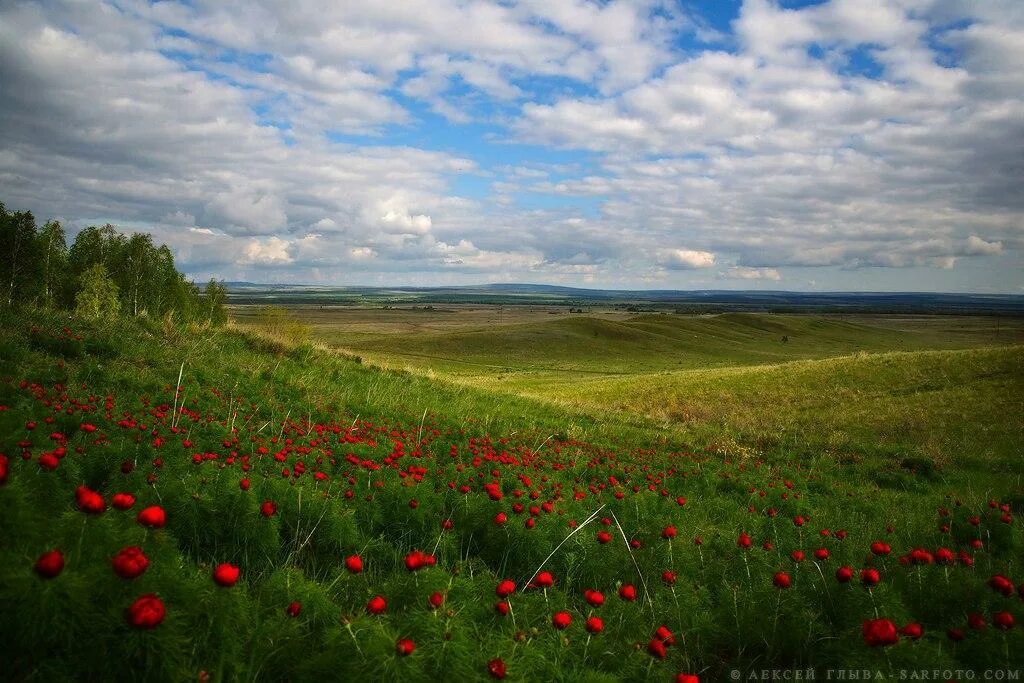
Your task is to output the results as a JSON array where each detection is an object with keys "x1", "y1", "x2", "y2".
[
  {"x1": 2, "y1": 308, "x2": 1024, "y2": 681},
  {"x1": 496, "y1": 346, "x2": 1024, "y2": 468}
]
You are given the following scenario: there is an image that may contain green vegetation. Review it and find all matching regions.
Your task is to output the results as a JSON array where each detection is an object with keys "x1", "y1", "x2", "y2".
[
  {"x1": 2, "y1": 307, "x2": 1024, "y2": 679},
  {"x1": 2, "y1": 295, "x2": 1023, "y2": 680},
  {"x1": 0, "y1": 200, "x2": 226, "y2": 324}
]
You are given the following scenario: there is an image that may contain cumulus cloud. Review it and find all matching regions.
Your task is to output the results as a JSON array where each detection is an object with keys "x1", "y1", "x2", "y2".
[
  {"x1": 658, "y1": 249, "x2": 716, "y2": 270},
  {"x1": 0, "y1": 0, "x2": 1020, "y2": 290},
  {"x1": 724, "y1": 267, "x2": 782, "y2": 282}
]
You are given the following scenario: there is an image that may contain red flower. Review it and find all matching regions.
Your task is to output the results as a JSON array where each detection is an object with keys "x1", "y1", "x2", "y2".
[
  {"x1": 239, "y1": 478, "x2": 250, "y2": 491},
  {"x1": 901, "y1": 623, "x2": 922, "y2": 639},
  {"x1": 661, "y1": 570, "x2": 676, "y2": 585},
  {"x1": 584, "y1": 589, "x2": 604, "y2": 607},
  {"x1": 367, "y1": 595, "x2": 386, "y2": 614},
  {"x1": 212, "y1": 562, "x2": 239, "y2": 587},
  {"x1": 286, "y1": 601, "x2": 301, "y2": 617},
  {"x1": 619, "y1": 584, "x2": 637, "y2": 601},
  {"x1": 835, "y1": 566, "x2": 853, "y2": 583},
  {"x1": 860, "y1": 568, "x2": 880, "y2": 587},
  {"x1": 585, "y1": 615, "x2": 603, "y2": 633},
  {"x1": 993, "y1": 611, "x2": 1015, "y2": 630},
  {"x1": 862, "y1": 618, "x2": 899, "y2": 647},
  {"x1": 126, "y1": 594, "x2": 165, "y2": 629},
  {"x1": 737, "y1": 532, "x2": 752, "y2": 549},
  {"x1": 494, "y1": 601, "x2": 509, "y2": 615},
  {"x1": 968, "y1": 613, "x2": 987, "y2": 630},
  {"x1": 655, "y1": 625, "x2": 675, "y2": 645},
  {"x1": 395, "y1": 638, "x2": 415, "y2": 656},
  {"x1": 111, "y1": 493, "x2": 136, "y2": 510},
  {"x1": 487, "y1": 658, "x2": 507, "y2": 679},
  {"x1": 535, "y1": 571, "x2": 554, "y2": 588},
  {"x1": 790, "y1": 550, "x2": 805, "y2": 562},
  {"x1": 989, "y1": 574, "x2": 1014, "y2": 596},
  {"x1": 429, "y1": 591, "x2": 444, "y2": 609},
  {"x1": 676, "y1": 675, "x2": 700, "y2": 683},
  {"x1": 869, "y1": 541, "x2": 891, "y2": 556},
  {"x1": 647, "y1": 638, "x2": 667, "y2": 659},
  {"x1": 111, "y1": 546, "x2": 149, "y2": 579},
  {"x1": 496, "y1": 579, "x2": 516, "y2": 598},
  {"x1": 260, "y1": 500, "x2": 276, "y2": 517},
  {"x1": 494, "y1": 512, "x2": 507, "y2": 525},
  {"x1": 662, "y1": 526, "x2": 677, "y2": 539},
  {"x1": 596, "y1": 530, "x2": 612, "y2": 544},
  {"x1": 0, "y1": 453, "x2": 8, "y2": 484},
  {"x1": 813, "y1": 548, "x2": 829, "y2": 561},
  {"x1": 76, "y1": 485, "x2": 105, "y2": 514},
  {"x1": 344, "y1": 554, "x2": 363, "y2": 573},
  {"x1": 773, "y1": 571, "x2": 791, "y2": 589},
  {"x1": 34, "y1": 549, "x2": 64, "y2": 578},
  {"x1": 403, "y1": 549, "x2": 435, "y2": 572},
  {"x1": 552, "y1": 611, "x2": 572, "y2": 629},
  {"x1": 137, "y1": 505, "x2": 166, "y2": 528}
]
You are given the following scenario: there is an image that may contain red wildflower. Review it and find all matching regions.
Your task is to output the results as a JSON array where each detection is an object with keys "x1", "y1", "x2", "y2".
[
  {"x1": 487, "y1": 659, "x2": 507, "y2": 679},
  {"x1": 212, "y1": 562, "x2": 239, "y2": 587},
  {"x1": 34, "y1": 549, "x2": 64, "y2": 578},
  {"x1": 111, "y1": 546, "x2": 149, "y2": 579},
  {"x1": 367, "y1": 595, "x2": 386, "y2": 614},
  {"x1": 552, "y1": 611, "x2": 572, "y2": 629},
  {"x1": 395, "y1": 638, "x2": 415, "y2": 656},
  {"x1": 862, "y1": 618, "x2": 899, "y2": 647},
  {"x1": 126, "y1": 594, "x2": 165, "y2": 629},
  {"x1": 75, "y1": 485, "x2": 105, "y2": 514},
  {"x1": 137, "y1": 505, "x2": 166, "y2": 528},
  {"x1": 111, "y1": 493, "x2": 136, "y2": 510},
  {"x1": 901, "y1": 623, "x2": 922, "y2": 640}
]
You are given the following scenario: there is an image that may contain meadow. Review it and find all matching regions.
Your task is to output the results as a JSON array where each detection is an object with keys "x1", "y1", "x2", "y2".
[{"x1": 2, "y1": 303, "x2": 1023, "y2": 681}]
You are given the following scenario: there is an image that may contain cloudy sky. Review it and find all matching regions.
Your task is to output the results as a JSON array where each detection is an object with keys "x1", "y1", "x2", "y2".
[{"x1": 1, "y1": 0, "x2": 1022, "y2": 291}]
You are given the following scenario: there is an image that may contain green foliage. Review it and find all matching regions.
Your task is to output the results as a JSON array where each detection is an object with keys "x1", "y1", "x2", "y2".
[
  {"x1": 0, "y1": 202, "x2": 42, "y2": 307},
  {"x1": 1, "y1": 198, "x2": 227, "y2": 326},
  {"x1": 203, "y1": 279, "x2": 228, "y2": 326},
  {"x1": 75, "y1": 264, "x2": 121, "y2": 321},
  {"x1": 1, "y1": 309, "x2": 1022, "y2": 682}
]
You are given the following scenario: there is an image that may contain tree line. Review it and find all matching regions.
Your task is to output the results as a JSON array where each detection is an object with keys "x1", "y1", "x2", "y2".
[{"x1": 0, "y1": 200, "x2": 226, "y2": 324}]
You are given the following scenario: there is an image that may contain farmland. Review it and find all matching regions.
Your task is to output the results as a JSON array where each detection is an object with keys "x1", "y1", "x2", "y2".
[{"x1": 2, "y1": 301, "x2": 1023, "y2": 681}]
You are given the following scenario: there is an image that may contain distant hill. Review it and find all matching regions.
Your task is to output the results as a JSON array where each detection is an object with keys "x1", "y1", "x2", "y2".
[{"x1": 223, "y1": 282, "x2": 1024, "y2": 315}]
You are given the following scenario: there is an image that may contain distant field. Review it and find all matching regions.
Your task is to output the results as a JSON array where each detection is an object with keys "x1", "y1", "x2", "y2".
[
  {"x1": 231, "y1": 305, "x2": 1024, "y2": 467},
  {"x1": 232, "y1": 305, "x2": 1022, "y2": 376}
]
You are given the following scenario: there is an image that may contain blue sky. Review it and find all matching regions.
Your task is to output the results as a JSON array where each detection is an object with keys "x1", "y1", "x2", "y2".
[{"x1": 0, "y1": 0, "x2": 1021, "y2": 291}]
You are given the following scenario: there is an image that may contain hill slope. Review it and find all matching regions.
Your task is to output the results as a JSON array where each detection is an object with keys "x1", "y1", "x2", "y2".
[{"x1": 1, "y1": 310, "x2": 1023, "y2": 680}]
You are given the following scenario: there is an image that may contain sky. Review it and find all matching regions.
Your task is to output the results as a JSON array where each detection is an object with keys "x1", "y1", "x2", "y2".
[{"x1": 1, "y1": 0, "x2": 1022, "y2": 292}]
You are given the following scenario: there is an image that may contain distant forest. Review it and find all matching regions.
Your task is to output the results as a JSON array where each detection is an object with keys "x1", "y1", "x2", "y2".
[{"x1": 0, "y1": 201, "x2": 225, "y2": 324}]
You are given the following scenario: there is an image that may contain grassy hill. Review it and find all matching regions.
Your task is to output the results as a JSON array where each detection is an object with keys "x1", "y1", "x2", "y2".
[
  {"x1": 324, "y1": 312, "x2": 1017, "y2": 376},
  {"x1": 488, "y1": 346, "x2": 1024, "y2": 469},
  {"x1": 2, "y1": 308, "x2": 1023, "y2": 680}
]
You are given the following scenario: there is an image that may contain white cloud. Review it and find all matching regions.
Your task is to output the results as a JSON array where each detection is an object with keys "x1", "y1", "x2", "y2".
[
  {"x1": 724, "y1": 267, "x2": 782, "y2": 281},
  {"x1": 658, "y1": 249, "x2": 716, "y2": 270},
  {"x1": 0, "y1": 0, "x2": 1020, "y2": 291},
  {"x1": 242, "y1": 236, "x2": 293, "y2": 265}
]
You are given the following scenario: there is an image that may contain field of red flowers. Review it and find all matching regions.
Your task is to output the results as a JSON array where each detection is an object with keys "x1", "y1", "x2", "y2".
[{"x1": 1, "y1": 315, "x2": 1022, "y2": 681}]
